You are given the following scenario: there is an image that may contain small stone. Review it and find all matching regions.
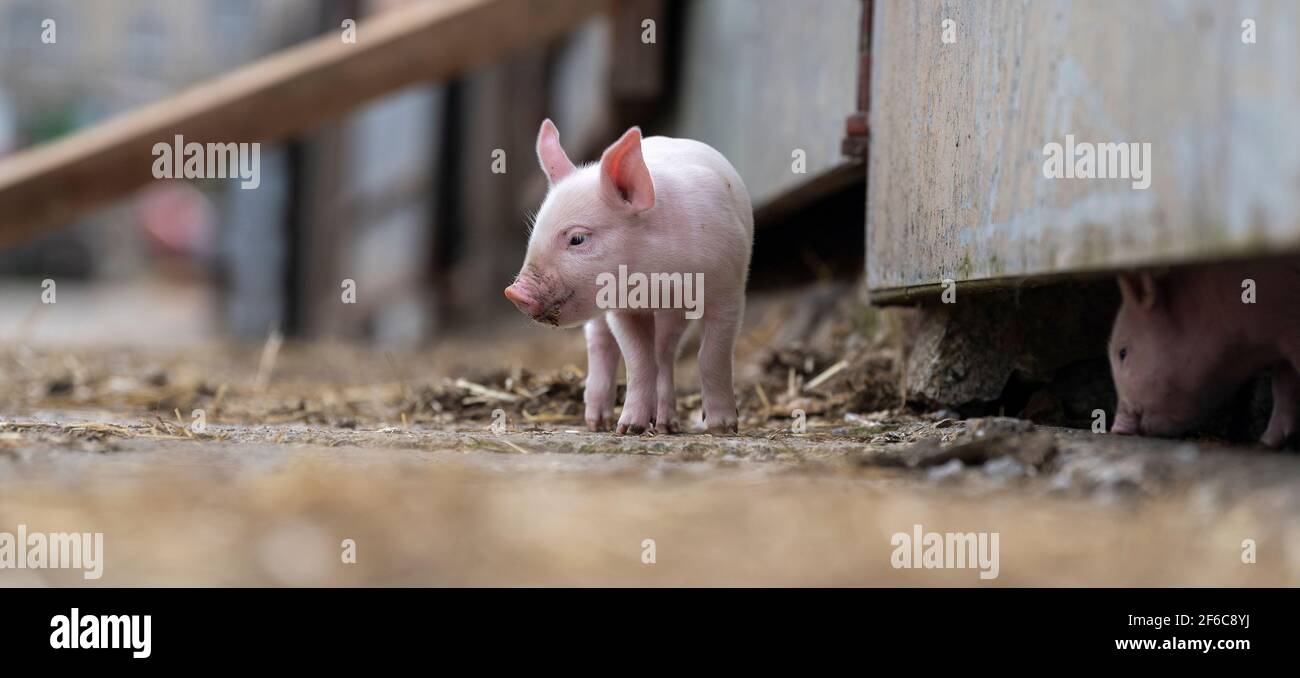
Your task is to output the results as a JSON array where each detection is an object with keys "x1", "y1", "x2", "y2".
[
  {"x1": 927, "y1": 458, "x2": 965, "y2": 480},
  {"x1": 984, "y1": 456, "x2": 1026, "y2": 478}
]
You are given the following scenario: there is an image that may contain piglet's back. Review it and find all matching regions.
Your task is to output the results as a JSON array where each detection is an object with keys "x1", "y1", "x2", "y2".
[
  {"x1": 642, "y1": 136, "x2": 754, "y2": 239},
  {"x1": 1185, "y1": 259, "x2": 1300, "y2": 345}
]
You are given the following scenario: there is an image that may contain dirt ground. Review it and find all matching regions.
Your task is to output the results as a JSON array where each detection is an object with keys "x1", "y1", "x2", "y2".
[{"x1": 2, "y1": 288, "x2": 1298, "y2": 586}]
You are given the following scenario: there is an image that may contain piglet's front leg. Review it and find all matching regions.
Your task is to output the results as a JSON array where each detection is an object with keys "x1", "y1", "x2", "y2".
[
  {"x1": 652, "y1": 311, "x2": 688, "y2": 434},
  {"x1": 1261, "y1": 364, "x2": 1300, "y2": 449},
  {"x1": 607, "y1": 312, "x2": 657, "y2": 435},
  {"x1": 583, "y1": 315, "x2": 620, "y2": 432}
]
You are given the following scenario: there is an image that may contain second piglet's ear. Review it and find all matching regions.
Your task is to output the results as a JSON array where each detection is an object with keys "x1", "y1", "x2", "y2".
[
  {"x1": 1118, "y1": 272, "x2": 1159, "y2": 310},
  {"x1": 536, "y1": 119, "x2": 576, "y2": 185},
  {"x1": 599, "y1": 127, "x2": 655, "y2": 213}
]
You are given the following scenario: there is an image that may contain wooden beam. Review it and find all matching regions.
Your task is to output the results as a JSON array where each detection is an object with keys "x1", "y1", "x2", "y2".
[{"x1": 0, "y1": 0, "x2": 608, "y2": 248}]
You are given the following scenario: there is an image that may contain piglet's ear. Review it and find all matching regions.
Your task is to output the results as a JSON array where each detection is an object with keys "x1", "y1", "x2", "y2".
[
  {"x1": 536, "y1": 119, "x2": 576, "y2": 185},
  {"x1": 599, "y1": 127, "x2": 655, "y2": 213},
  {"x1": 1118, "y1": 272, "x2": 1158, "y2": 310}
]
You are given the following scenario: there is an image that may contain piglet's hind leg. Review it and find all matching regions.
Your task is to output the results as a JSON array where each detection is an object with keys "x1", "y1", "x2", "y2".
[
  {"x1": 698, "y1": 306, "x2": 741, "y2": 435},
  {"x1": 1261, "y1": 364, "x2": 1300, "y2": 449}
]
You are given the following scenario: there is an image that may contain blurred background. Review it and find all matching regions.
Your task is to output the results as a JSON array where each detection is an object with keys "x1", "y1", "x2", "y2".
[{"x1": 0, "y1": 0, "x2": 866, "y2": 350}]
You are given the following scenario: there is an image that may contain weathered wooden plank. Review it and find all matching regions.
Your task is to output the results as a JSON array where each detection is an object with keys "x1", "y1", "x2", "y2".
[
  {"x1": 867, "y1": 0, "x2": 1300, "y2": 297},
  {"x1": 0, "y1": 0, "x2": 607, "y2": 248}
]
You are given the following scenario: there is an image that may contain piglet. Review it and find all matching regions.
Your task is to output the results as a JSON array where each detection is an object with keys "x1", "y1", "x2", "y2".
[
  {"x1": 504, "y1": 120, "x2": 753, "y2": 434},
  {"x1": 1108, "y1": 260, "x2": 1300, "y2": 447}
]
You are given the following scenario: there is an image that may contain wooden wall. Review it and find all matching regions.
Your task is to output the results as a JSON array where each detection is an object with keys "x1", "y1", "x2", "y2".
[{"x1": 866, "y1": 0, "x2": 1300, "y2": 298}]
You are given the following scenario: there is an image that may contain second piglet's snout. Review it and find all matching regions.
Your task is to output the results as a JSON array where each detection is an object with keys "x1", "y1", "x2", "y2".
[
  {"x1": 1108, "y1": 261, "x2": 1300, "y2": 447},
  {"x1": 505, "y1": 119, "x2": 754, "y2": 435}
]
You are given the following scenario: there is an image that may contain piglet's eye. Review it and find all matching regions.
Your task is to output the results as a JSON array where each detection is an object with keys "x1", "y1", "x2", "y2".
[
  {"x1": 568, "y1": 234, "x2": 587, "y2": 247},
  {"x1": 1118, "y1": 348, "x2": 1128, "y2": 362}
]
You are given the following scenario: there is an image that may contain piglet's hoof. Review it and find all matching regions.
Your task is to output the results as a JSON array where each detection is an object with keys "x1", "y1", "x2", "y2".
[
  {"x1": 707, "y1": 422, "x2": 739, "y2": 435},
  {"x1": 1260, "y1": 430, "x2": 1297, "y2": 450},
  {"x1": 586, "y1": 415, "x2": 615, "y2": 433},
  {"x1": 703, "y1": 410, "x2": 739, "y2": 435},
  {"x1": 654, "y1": 419, "x2": 679, "y2": 434}
]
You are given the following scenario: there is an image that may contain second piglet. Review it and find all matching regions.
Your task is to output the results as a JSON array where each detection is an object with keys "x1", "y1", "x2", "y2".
[
  {"x1": 504, "y1": 120, "x2": 753, "y2": 434},
  {"x1": 1108, "y1": 260, "x2": 1300, "y2": 447}
]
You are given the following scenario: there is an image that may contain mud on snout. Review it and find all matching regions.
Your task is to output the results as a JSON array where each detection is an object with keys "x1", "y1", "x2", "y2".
[
  {"x1": 533, "y1": 288, "x2": 575, "y2": 326},
  {"x1": 513, "y1": 268, "x2": 575, "y2": 327}
]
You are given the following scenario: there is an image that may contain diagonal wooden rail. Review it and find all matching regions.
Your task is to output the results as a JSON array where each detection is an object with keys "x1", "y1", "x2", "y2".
[{"x1": 0, "y1": 0, "x2": 607, "y2": 248}]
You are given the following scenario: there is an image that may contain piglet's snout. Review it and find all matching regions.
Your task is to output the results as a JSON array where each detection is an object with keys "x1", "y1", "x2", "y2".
[{"x1": 504, "y1": 282, "x2": 540, "y2": 316}]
